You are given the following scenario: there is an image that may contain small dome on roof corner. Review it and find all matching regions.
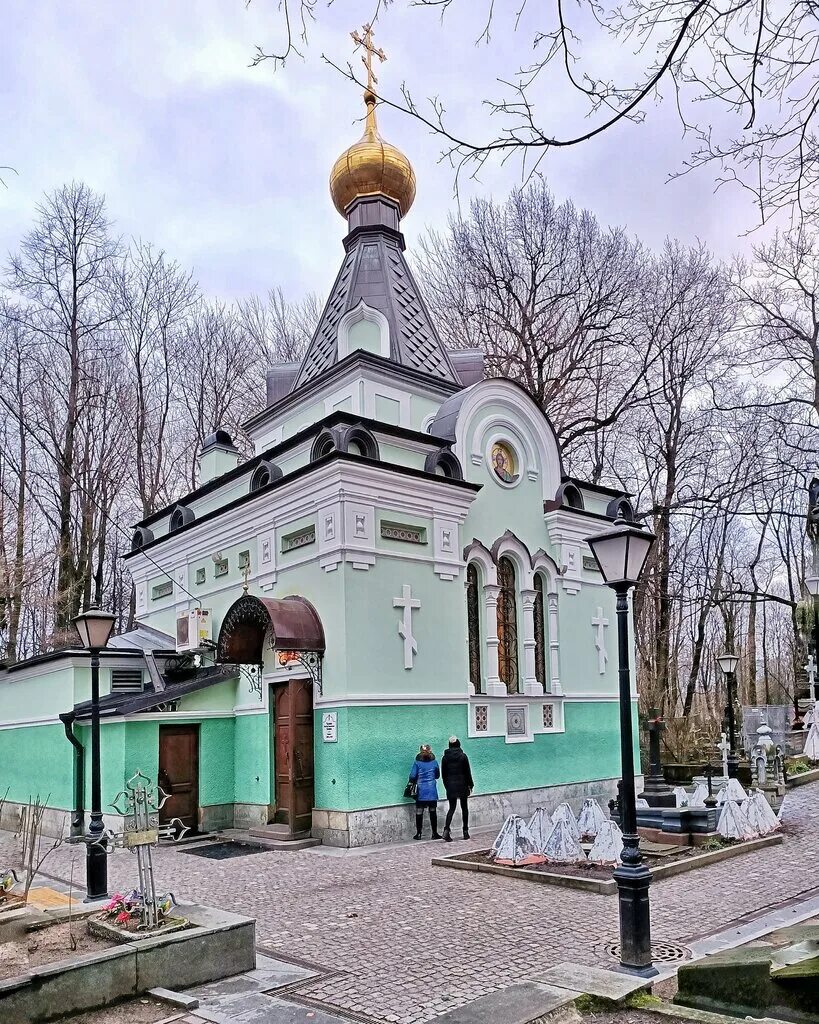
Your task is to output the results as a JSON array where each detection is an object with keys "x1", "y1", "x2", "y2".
[{"x1": 202, "y1": 428, "x2": 236, "y2": 451}]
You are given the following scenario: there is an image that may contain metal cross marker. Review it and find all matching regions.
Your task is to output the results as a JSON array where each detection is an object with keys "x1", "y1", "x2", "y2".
[
  {"x1": 80, "y1": 770, "x2": 188, "y2": 928},
  {"x1": 351, "y1": 22, "x2": 386, "y2": 92},
  {"x1": 717, "y1": 731, "x2": 731, "y2": 780},
  {"x1": 393, "y1": 584, "x2": 420, "y2": 669},
  {"x1": 591, "y1": 607, "x2": 609, "y2": 674}
]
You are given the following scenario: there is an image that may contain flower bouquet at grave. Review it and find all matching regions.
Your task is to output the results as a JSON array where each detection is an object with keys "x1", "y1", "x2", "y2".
[
  {"x1": 577, "y1": 798, "x2": 606, "y2": 839},
  {"x1": 542, "y1": 819, "x2": 586, "y2": 864},
  {"x1": 717, "y1": 778, "x2": 747, "y2": 805},
  {"x1": 491, "y1": 816, "x2": 545, "y2": 866},
  {"x1": 588, "y1": 821, "x2": 624, "y2": 865},
  {"x1": 717, "y1": 798, "x2": 757, "y2": 841},
  {"x1": 102, "y1": 890, "x2": 143, "y2": 929},
  {"x1": 551, "y1": 802, "x2": 581, "y2": 840},
  {"x1": 527, "y1": 808, "x2": 553, "y2": 853}
]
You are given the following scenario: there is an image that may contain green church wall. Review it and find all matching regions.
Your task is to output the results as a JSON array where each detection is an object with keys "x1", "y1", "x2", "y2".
[
  {"x1": 313, "y1": 699, "x2": 625, "y2": 812},
  {"x1": 341, "y1": 558, "x2": 467, "y2": 697},
  {"x1": 233, "y1": 713, "x2": 270, "y2": 805},
  {"x1": 0, "y1": 723, "x2": 74, "y2": 807}
]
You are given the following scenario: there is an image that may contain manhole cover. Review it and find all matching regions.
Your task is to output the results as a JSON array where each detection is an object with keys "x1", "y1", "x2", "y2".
[
  {"x1": 181, "y1": 841, "x2": 272, "y2": 859},
  {"x1": 603, "y1": 940, "x2": 692, "y2": 964}
]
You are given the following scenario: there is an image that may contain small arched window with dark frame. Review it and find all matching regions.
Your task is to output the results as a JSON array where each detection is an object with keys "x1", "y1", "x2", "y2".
[
  {"x1": 497, "y1": 555, "x2": 519, "y2": 693},
  {"x1": 466, "y1": 562, "x2": 482, "y2": 693}
]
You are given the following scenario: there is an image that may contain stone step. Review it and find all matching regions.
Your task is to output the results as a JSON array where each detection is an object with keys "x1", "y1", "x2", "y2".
[
  {"x1": 248, "y1": 824, "x2": 312, "y2": 841},
  {"x1": 242, "y1": 834, "x2": 322, "y2": 852},
  {"x1": 770, "y1": 940, "x2": 819, "y2": 979}
]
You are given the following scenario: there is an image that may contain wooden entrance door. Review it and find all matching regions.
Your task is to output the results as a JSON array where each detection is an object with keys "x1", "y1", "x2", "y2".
[
  {"x1": 273, "y1": 680, "x2": 314, "y2": 834},
  {"x1": 158, "y1": 725, "x2": 199, "y2": 832}
]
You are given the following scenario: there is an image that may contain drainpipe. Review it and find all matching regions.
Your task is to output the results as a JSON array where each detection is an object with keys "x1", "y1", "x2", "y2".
[{"x1": 59, "y1": 711, "x2": 85, "y2": 838}]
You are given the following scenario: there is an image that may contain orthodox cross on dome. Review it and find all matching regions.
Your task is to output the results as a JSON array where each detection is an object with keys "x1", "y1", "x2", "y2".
[
  {"x1": 591, "y1": 607, "x2": 609, "y2": 674},
  {"x1": 393, "y1": 584, "x2": 420, "y2": 669},
  {"x1": 351, "y1": 22, "x2": 386, "y2": 93}
]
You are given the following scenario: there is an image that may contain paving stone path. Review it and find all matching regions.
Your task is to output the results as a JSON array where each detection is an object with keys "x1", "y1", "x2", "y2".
[{"x1": 1, "y1": 782, "x2": 816, "y2": 1024}]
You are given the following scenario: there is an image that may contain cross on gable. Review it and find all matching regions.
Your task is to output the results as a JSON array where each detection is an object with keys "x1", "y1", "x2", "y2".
[{"x1": 643, "y1": 709, "x2": 666, "y2": 735}]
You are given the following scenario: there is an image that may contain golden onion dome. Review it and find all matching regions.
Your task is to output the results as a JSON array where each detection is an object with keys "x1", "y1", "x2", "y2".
[{"x1": 330, "y1": 90, "x2": 416, "y2": 219}]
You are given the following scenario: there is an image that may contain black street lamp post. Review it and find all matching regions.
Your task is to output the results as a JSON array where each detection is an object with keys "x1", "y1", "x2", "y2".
[
  {"x1": 716, "y1": 654, "x2": 740, "y2": 777},
  {"x1": 805, "y1": 575, "x2": 819, "y2": 709},
  {"x1": 73, "y1": 604, "x2": 117, "y2": 901},
  {"x1": 586, "y1": 514, "x2": 657, "y2": 977}
]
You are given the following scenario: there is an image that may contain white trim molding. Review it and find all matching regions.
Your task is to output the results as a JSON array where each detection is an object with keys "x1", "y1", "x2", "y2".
[{"x1": 337, "y1": 301, "x2": 390, "y2": 360}]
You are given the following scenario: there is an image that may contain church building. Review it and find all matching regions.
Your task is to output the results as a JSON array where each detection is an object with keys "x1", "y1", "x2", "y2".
[{"x1": 0, "y1": 39, "x2": 637, "y2": 847}]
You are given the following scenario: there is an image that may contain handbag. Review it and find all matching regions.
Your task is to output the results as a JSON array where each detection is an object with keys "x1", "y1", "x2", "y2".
[{"x1": 403, "y1": 779, "x2": 417, "y2": 799}]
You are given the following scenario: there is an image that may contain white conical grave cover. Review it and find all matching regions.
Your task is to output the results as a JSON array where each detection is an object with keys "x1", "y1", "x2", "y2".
[
  {"x1": 717, "y1": 796, "x2": 757, "y2": 840},
  {"x1": 577, "y1": 798, "x2": 606, "y2": 838},
  {"x1": 527, "y1": 808, "x2": 553, "y2": 852},
  {"x1": 588, "y1": 820, "x2": 624, "y2": 865},
  {"x1": 542, "y1": 818, "x2": 586, "y2": 863},
  {"x1": 688, "y1": 783, "x2": 708, "y2": 808},
  {"x1": 804, "y1": 721, "x2": 819, "y2": 762},
  {"x1": 491, "y1": 815, "x2": 546, "y2": 866},
  {"x1": 673, "y1": 786, "x2": 689, "y2": 807},
  {"x1": 552, "y1": 802, "x2": 581, "y2": 840},
  {"x1": 717, "y1": 778, "x2": 747, "y2": 805},
  {"x1": 744, "y1": 789, "x2": 780, "y2": 835}
]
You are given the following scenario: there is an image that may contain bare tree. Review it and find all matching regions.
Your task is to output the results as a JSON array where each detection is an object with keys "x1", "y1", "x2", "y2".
[
  {"x1": 4, "y1": 183, "x2": 121, "y2": 629},
  {"x1": 253, "y1": 2, "x2": 819, "y2": 225},
  {"x1": 417, "y1": 182, "x2": 654, "y2": 479}
]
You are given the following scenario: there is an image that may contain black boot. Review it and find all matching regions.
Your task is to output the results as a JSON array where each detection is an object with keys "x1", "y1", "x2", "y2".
[
  {"x1": 443, "y1": 827, "x2": 452, "y2": 842},
  {"x1": 430, "y1": 809, "x2": 442, "y2": 839},
  {"x1": 463, "y1": 829, "x2": 470, "y2": 840},
  {"x1": 413, "y1": 811, "x2": 423, "y2": 840}
]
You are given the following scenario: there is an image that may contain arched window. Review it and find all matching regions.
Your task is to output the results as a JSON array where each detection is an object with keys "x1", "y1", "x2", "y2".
[
  {"x1": 497, "y1": 556, "x2": 519, "y2": 693},
  {"x1": 534, "y1": 574, "x2": 547, "y2": 687},
  {"x1": 466, "y1": 563, "x2": 482, "y2": 692}
]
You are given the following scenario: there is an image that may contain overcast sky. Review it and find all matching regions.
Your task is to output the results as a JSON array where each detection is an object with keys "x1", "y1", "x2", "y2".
[{"x1": 1, "y1": 2, "x2": 758, "y2": 305}]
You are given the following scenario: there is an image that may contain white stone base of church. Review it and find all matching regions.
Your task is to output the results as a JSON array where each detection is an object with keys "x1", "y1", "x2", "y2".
[{"x1": 312, "y1": 775, "x2": 636, "y2": 848}]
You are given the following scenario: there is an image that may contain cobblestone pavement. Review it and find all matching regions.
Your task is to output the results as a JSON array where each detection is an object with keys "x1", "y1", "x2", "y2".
[{"x1": 2, "y1": 783, "x2": 817, "y2": 1024}]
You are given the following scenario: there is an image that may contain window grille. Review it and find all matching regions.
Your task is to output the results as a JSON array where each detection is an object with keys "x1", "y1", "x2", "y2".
[
  {"x1": 151, "y1": 581, "x2": 173, "y2": 600},
  {"x1": 466, "y1": 563, "x2": 482, "y2": 692},
  {"x1": 534, "y1": 574, "x2": 546, "y2": 687},
  {"x1": 543, "y1": 703, "x2": 554, "y2": 729},
  {"x1": 195, "y1": 567, "x2": 206, "y2": 585},
  {"x1": 474, "y1": 705, "x2": 489, "y2": 732},
  {"x1": 497, "y1": 556, "x2": 519, "y2": 693},
  {"x1": 214, "y1": 558, "x2": 229, "y2": 578}
]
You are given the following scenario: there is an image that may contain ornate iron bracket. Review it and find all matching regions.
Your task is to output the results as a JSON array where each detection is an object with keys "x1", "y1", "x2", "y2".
[
  {"x1": 277, "y1": 649, "x2": 324, "y2": 694},
  {"x1": 240, "y1": 663, "x2": 264, "y2": 701}
]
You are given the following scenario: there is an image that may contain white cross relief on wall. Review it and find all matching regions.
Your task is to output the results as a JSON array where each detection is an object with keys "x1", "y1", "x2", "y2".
[
  {"x1": 592, "y1": 607, "x2": 609, "y2": 675},
  {"x1": 393, "y1": 584, "x2": 420, "y2": 669}
]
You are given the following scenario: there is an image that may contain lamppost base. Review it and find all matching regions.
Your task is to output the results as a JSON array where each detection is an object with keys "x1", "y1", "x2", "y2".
[
  {"x1": 613, "y1": 862, "x2": 654, "y2": 976},
  {"x1": 612, "y1": 962, "x2": 660, "y2": 979}
]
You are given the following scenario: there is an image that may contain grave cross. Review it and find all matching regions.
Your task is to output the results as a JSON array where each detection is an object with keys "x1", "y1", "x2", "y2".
[
  {"x1": 643, "y1": 710, "x2": 666, "y2": 780},
  {"x1": 393, "y1": 584, "x2": 420, "y2": 669},
  {"x1": 82, "y1": 770, "x2": 188, "y2": 929},
  {"x1": 591, "y1": 607, "x2": 609, "y2": 674},
  {"x1": 702, "y1": 762, "x2": 718, "y2": 809},
  {"x1": 717, "y1": 731, "x2": 731, "y2": 780}
]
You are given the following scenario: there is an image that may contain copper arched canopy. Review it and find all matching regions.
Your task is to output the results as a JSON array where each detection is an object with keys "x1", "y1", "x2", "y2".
[{"x1": 216, "y1": 594, "x2": 325, "y2": 665}]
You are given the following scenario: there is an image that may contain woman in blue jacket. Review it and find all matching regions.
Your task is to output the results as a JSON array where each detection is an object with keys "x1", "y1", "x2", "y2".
[{"x1": 408, "y1": 744, "x2": 442, "y2": 840}]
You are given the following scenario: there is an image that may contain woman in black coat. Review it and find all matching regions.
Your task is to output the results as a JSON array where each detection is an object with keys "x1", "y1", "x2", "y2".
[{"x1": 441, "y1": 736, "x2": 474, "y2": 841}]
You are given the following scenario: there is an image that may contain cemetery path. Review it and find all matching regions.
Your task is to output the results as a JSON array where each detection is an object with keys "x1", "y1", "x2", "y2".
[{"x1": 1, "y1": 781, "x2": 816, "y2": 1024}]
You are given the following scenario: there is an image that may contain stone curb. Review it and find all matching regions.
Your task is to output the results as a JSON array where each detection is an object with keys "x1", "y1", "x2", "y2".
[
  {"x1": 432, "y1": 833, "x2": 783, "y2": 893},
  {"x1": 787, "y1": 767, "x2": 819, "y2": 788},
  {"x1": 149, "y1": 986, "x2": 200, "y2": 1010}
]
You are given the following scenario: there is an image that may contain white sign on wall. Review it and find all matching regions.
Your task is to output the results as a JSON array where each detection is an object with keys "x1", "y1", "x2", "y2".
[{"x1": 322, "y1": 712, "x2": 338, "y2": 743}]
